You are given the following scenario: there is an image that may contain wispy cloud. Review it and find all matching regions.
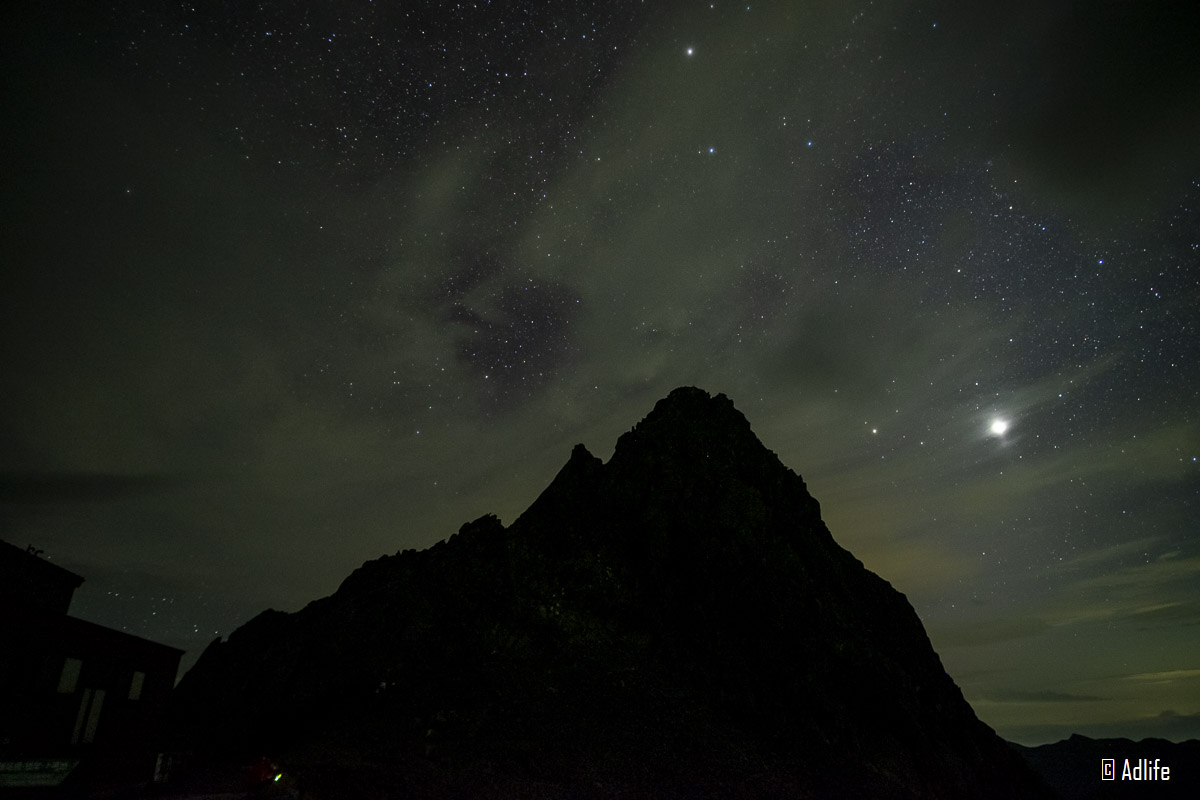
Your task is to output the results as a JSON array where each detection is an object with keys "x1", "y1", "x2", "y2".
[
  {"x1": 1124, "y1": 669, "x2": 1200, "y2": 684},
  {"x1": 986, "y1": 689, "x2": 1105, "y2": 703},
  {"x1": 930, "y1": 616, "x2": 1050, "y2": 647}
]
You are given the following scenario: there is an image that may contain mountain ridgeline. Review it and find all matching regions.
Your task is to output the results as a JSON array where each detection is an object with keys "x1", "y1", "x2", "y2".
[{"x1": 171, "y1": 387, "x2": 1047, "y2": 797}]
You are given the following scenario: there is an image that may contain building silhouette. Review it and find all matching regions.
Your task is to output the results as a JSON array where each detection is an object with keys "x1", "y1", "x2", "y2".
[{"x1": 0, "y1": 539, "x2": 182, "y2": 792}]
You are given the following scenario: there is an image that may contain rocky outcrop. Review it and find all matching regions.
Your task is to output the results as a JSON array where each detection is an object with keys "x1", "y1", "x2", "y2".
[{"x1": 171, "y1": 387, "x2": 1048, "y2": 797}]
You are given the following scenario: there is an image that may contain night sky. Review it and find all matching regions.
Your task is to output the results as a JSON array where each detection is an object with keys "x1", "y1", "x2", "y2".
[{"x1": 2, "y1": 1, "x2": 1198, "y2": 746}]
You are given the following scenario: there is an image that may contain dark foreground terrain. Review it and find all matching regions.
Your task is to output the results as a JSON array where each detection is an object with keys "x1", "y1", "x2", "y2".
[{"x1": 66, "y1": 733, "x2": 1198, "y2": 798}]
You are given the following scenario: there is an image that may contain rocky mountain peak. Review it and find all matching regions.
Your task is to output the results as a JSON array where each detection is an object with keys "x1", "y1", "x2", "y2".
[
  {"x1": 609, "y1": 387, "x2": 772, "y2": 480},
  {"x1": 169, "y1": 388, "x2": 1048, "y2": 798}
]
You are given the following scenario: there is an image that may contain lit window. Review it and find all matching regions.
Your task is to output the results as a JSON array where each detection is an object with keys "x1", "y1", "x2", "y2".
[{"x1": 58, "y1": 657, "x2": 82, "y2": 693}]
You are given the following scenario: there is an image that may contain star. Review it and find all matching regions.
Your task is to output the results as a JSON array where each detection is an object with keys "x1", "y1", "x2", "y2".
[{"x1": 685, "y1": 47, "x2": 694, "y2": 57}]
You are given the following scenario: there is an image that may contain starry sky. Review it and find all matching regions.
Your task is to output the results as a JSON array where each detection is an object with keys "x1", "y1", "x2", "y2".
[{"x1": 2, "y1": 1, "x2": 1198, "y2": 746}]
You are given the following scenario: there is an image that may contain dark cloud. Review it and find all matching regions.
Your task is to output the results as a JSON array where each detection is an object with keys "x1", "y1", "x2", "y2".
[
  {"x1": 1000, "y1": 2, "x2": 1200, "y2": 210},
  {"x1": 452, "y1": 280, "x2": 582, "y2": 410},
  {"x1": 0, "y1": 472, "x2": 178, "y2": 505}
]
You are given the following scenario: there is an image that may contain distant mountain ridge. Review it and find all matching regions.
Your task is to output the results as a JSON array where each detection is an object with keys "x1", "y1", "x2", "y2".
[
  {"x1": 171, "y1": 387, "x2": 1049, "y2": 797},
  {"x1": 1013, "y1": 734, "x2": 1199, "y2": 799}
]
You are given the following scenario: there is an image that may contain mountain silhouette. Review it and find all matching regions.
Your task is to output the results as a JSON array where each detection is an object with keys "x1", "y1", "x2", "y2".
[{"x1": 170, "y1": 387, "x2": 1048, "y2": 797}]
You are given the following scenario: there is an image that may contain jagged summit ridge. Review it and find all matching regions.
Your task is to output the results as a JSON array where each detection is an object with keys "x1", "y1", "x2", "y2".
[
  {"x1": 613, "y1": 386, "x2": 754, "y2": 458},
  {"x1": 170, "y1": 387, "x2": 1047, "y2": 798},
  {"x1": 610, "y1": 388, "x2": 793, "y2": 489}
]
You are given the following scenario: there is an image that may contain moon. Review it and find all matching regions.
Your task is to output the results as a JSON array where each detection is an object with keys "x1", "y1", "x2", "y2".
[{"x1": 989, "y1": 418, "x2": 1009, "y2": 436}]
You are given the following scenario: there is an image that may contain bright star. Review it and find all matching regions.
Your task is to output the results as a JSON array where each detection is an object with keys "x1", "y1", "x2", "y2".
[
  {"x1": 989, "y1": 419, "x2": 1009, "y2": 436},
  {"x1": 686, "y1": 47, "x2": 694, "y2": 56}
]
